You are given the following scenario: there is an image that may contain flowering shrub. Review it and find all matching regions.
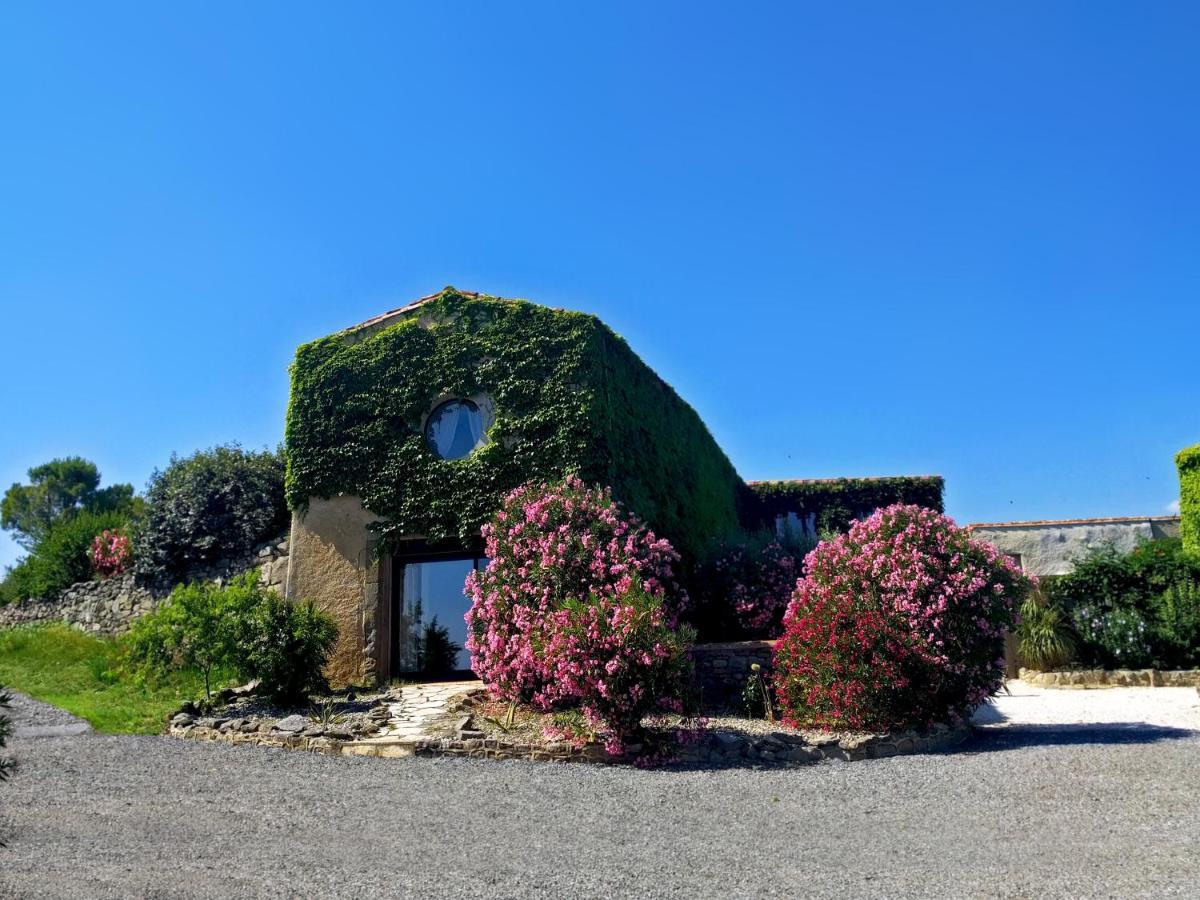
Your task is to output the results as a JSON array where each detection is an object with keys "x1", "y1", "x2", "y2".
[
  {"x1": 465, "y1": 477, "x2": 696, "y2": 754},
  {"x1": 773, "y1": 504, "x2": 1030, "y2": 732},
  {"x1": 1070, "y1": 605, "x2": 1153, "y2": 668},
  {"x1": 695, "y1": 535, "x2": 805, "y2": 639},
  {"x1": 90, "y1": 529, "x2": 132, "y2": 578}
]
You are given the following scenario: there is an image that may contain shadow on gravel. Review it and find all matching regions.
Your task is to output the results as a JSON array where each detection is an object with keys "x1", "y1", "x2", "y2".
[{"x1": 963, "y1": 723, "x2": 1199, "y2": 753}]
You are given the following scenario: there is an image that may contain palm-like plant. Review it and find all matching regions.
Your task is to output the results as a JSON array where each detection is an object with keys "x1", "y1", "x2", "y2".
[{"x1": 1017, "y1": 591, "x2": 1077, "y2": 671}]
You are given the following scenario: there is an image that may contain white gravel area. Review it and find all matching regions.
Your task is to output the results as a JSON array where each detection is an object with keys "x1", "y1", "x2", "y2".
[{"x1": 973, "y1": 680, "x2": 1200, "y2": 732}]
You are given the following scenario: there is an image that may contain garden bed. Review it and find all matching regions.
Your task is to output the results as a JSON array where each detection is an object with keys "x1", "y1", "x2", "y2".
[
  {"x1": 1019, "y1": 667, "x2": 1200, "y2": 688},
  {"x1": 166, "y1": 682, "x2": 973, "y2": 766}
]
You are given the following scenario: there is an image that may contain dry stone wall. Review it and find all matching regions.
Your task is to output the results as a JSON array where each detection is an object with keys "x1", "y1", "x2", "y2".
[
  {"x1": 692, "y1": 640, "x2": 776, "y2": 710},
  {"x1": 0, "y1": 537, "x2": 289, "y2": 635}
]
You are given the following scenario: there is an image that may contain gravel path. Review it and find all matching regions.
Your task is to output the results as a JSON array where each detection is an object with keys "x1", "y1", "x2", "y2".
[
  {"x1": 974, "y1": 680, "x2": 1200, "y2": 731},
  {"x1": 2, "y1": 704, "x2": 1198, "y2": 898},
  {"x1": 4, "y1": 691, "x2": 91, "y2": 738}
]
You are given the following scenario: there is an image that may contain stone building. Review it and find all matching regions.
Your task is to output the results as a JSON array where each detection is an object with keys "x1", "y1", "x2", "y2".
[
  {"x1": 282, "y1": 288, "x2": 941, "y2": 685},
  {"x1": 967, "y1": 516, "x2": 1181, "y2": 577}
]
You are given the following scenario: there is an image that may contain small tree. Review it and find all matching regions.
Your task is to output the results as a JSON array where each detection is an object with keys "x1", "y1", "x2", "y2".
[
  {"x1": 129, "y1": 572, "x2": 337, "y2": 706},
  {"x1": 128, "y1": 575, "x2": 258, "y2": 701},
  {"x1": 2, "y1": 457, "x2": 136, "y2": 551}
]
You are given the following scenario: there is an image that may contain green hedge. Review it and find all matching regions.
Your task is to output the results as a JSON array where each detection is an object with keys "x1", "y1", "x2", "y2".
[
  {"x1": 285, "y1": 288, "x2": 745, "y2": 561},
  {"x1": 1179, "y1": 444, "x2": 1200, "y2": 555},
  {"x1": 745, "y1": 476, "x2": 945, "y2": 536}
]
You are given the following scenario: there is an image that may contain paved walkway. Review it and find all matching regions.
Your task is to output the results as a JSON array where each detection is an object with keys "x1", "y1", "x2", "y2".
[
  {"x1": 972, "y1": 679, "x2": 1200, "y2": 732},
  {"x1": 375, "y1": 680, "x2": 481, "y2": 740},
  {"x1": 340, "y1": 680, "x2": 482, "y2": 756}
]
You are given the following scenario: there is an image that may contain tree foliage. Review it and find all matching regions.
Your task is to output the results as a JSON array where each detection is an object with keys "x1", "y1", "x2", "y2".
[
  {"x1": 2, "y1": 457, "x2": 136, "y2": 551},
  {"x1": 0, "y1": 510, "x2": 129, "y2": 605},
  {"x1": 128, "y1": 572, "x2": 337, "y2": 705},
  {"x1": 134, "y1": 445, "x2": 288, "y2": 584}
]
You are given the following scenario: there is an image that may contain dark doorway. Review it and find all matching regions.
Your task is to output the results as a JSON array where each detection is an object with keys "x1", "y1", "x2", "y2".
[{"x1": 387, "y1": 544, "x2": 486, "y2": 680}]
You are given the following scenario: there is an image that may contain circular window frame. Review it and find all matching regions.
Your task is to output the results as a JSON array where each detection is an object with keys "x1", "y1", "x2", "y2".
[{"x1": 422, "y1": 394, "x2": 494, "y2": 460}]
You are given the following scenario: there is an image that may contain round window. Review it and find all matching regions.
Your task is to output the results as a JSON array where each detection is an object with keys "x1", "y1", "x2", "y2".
[{"x1": 424, "y1": 399, "x2": 487, "y2": 460}]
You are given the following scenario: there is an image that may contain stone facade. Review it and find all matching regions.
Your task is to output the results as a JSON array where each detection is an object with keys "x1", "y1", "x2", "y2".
[
  {"x1": 0, "y1": 538, "x2": 289, "y2": 635},
  {"x1": 284, "y1": 495, "x2": 382, "y2": 686},
  {"x1": 692, "y1": 641, "x2": 776, "y2": 710},
  {"x1": 967, "y1": 516, "x2": 1181, "y2": 577}
]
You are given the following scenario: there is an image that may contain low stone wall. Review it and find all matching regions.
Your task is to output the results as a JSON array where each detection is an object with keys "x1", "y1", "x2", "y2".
[
  {"x1": 0, "y1": 573, "x2": 157, "y2": 633},
  {"x1": 1019, "y1": 667, "x2": 1200, "y2": 688},
  {"x1": 0, "y1": 537, "x2": 290, "y2": 635},
  {"x1": 692, "y1": 641, "x2": 776, "y2": 710}
]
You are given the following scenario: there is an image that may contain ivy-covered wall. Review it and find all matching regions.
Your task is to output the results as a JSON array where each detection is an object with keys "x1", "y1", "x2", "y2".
[
  {"x1": 285, "y1": 289, "x2": 745, "y2": 562},
  {"x1": 746, "y1": 475, "x2": 945, "y2": 536},
  {"x1": 1178, "y1": 444, "x2": 1200, "y2": 555}
]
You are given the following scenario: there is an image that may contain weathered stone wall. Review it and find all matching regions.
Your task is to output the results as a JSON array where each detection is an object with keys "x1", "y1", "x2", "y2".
[
  {"x1": 968, "y1": 517, "x2": 1181, "y2": 577},
  {"x1": 0, "y1": 538, "x2": 289, "y2": 635},
  {"x1": 285, "y1": 495, "x2": 381, "y2": 687},
  {"x1": 692, "y1": 641, "x2": 776, "y2": 711}
]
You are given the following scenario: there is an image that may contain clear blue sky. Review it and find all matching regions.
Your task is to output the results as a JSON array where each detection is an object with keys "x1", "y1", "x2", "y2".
[{"x1": 2, "y1": 3, "x2": 1198, "y2": 571}]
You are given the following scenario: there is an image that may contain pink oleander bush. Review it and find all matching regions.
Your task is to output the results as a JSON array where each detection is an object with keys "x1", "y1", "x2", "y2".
[
  {"x1": 773, "y1": 504, "x2": 1031, "y2": 732},
  {"x1": 465, "y1": 477, "x2": 697, "y2": 755},
  {"x1": 90, "y1": 528, "x2": 132, "y2": 578}
]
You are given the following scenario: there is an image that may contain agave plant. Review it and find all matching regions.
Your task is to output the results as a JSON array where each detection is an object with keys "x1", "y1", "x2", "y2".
[{"x1": 1017, "y1": 591, "x2": 1077, "y2": 671}]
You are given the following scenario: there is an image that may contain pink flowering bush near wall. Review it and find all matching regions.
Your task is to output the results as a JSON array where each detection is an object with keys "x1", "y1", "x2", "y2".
[
  {"x1": 90, "y1": 528, "x2": 132, "y2": 578},
  {"x1": 465, "y1": 477, "x2": 696, "y2": 754},
  {"x1": 773, "y1": 504, "x2": 1031, "y2": 732},
  {"x1": 715, "y1": 539, "x2": 801, "y2": 637}
]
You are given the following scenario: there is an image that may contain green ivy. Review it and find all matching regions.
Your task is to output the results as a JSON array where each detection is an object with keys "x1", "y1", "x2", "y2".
[
  {"x1": 746, "y1": 476, "x2": 945, "y2": 535},
  {"x1": 1178, "y1": 444, "x2": 1200, "y2": 555},
  {"x1": 285, "y1": 289, "x2": 745, "y2": 562}
]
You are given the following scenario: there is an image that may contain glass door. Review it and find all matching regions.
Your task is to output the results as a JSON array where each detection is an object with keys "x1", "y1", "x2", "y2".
[{"x1": 390, "y1": 554, "x2": 486, "y2": 677}]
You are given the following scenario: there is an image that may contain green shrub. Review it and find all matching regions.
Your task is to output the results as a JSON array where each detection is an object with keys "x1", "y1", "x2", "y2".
[
  {"x1": 1016, "y1": 590, "x2": 1077, "y2": 671},
  {"x1": 1070, "y1": 605, "x2": 1153, "y2": 668},
  {"x1": 1048, "y1": 539, "x2": 1200, "y2": 669},
  {"x1": 234, "y1": 592, "x2": 338, "y2": 704},
  {"x1": 134, "y1": 445, "x2": 288, "y2": 583},
  {"x1": 0, "y1": 510, "x2": 128, "y2": 605},
  {"x1": 128, "y1": 572, "x2": 337, "y2": 705},
  {"x1": 1150, "y1": 581, "x2": 1200, "y2": 668},
  {"x1": 1178, "y1": 444, "x2": 1200, "y2": 556},
  {"x1": 128, "y1": 574, "x2": 260, "y2": 700}
]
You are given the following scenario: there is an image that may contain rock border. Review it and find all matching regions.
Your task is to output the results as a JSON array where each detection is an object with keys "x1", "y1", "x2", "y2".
[
  {"x1": 167, "y1": 708, "x2": 974, "y2": 767},
  {"x1": 1019, "y1": 667, "x2": 1200, "y2": 688}
]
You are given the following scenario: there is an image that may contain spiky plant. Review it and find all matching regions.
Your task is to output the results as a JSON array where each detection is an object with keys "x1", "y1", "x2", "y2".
[
  {"x1": 1017, "y1": 592, "x2": 1077, "y2": 671},
  {"x1": 0, "y1": 685, "x2": 14, "y2": 783}
]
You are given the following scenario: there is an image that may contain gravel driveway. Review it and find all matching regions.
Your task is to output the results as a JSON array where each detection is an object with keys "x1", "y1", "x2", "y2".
[{"x1": 2, "y1": 692, "x2": 1199, "y2": 899}]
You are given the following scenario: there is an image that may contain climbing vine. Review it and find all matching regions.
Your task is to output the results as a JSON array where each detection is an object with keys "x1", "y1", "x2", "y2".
[{"x1": 285, "y1": 289, "x2": 745, "y2": 561}]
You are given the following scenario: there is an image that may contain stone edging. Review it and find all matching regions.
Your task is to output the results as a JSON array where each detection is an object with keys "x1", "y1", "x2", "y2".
[
  {"x1": 1019, "y1": 667, "x2": 1200, "y2": 688},
  {"x1": 167, "y1": 716, "x2": 973, "y2": 767}
]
